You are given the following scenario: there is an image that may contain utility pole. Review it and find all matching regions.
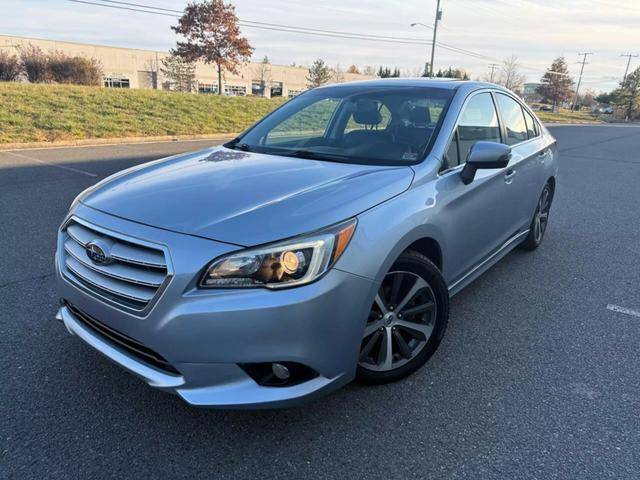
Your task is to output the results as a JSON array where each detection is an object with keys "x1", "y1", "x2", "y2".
[
  {"x1": 488, "y1": 63, "x2": 500, "y2": 83},
  {"x1": 429, "y1": 0, "x2": 442, "y2": 77},
  {"x1": 572, "y1": 52, "x2": 593, "y2": 111},
  {"x1": 621, "y1": 53, "x2": 639, "y2": 84}
]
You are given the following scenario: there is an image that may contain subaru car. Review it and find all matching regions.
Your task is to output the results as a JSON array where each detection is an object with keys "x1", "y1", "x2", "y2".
[{"x1": 55, "y1": 79, "x2": 557, "y2": 408}]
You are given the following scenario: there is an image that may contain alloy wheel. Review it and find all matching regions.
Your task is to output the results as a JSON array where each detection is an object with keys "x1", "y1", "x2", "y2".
[
  {"x1": 534, "y1": 185, "x2": 552, "y2": 243},
  {"x1": 359, "y1": 271, "x2": 437, "y2": 372}
]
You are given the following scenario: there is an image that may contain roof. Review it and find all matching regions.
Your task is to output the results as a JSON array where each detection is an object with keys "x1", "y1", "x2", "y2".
[{"x1": 318, "y1": 77, "x2": 501, "y2": 91}]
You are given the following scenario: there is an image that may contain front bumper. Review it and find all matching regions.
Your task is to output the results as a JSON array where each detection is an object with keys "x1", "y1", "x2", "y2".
[{"x1": 56, "y1": 205, "x2": 376, "y2": 409}]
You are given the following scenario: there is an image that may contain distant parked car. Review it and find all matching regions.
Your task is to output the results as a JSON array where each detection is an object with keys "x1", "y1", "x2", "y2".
[
  {"x1": 56, "y1": 79, "x2": 558, "y2": 408},
  {"x1": 539, "y1": 104, "x2": 553, "y2": 111}
]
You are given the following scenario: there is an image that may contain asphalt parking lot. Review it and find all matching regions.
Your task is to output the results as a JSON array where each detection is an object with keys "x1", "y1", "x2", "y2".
[{"x1": 1, "y1": 125, "x2": 639, "y2": 479}]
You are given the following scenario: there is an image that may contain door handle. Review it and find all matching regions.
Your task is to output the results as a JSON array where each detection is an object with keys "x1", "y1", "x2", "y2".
[{"x1": 504, "y1": 169, "x2": 516, "y2": 183}]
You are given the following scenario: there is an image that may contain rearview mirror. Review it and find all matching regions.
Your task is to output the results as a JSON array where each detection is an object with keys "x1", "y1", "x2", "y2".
[{"x1": 460, "y1": 141, "x2": 511, "y2": 185}]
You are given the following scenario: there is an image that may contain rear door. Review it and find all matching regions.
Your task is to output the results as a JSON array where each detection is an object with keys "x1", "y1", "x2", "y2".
[{"x1": 494, "y1": 92, "x2": 547, "y2": 229}]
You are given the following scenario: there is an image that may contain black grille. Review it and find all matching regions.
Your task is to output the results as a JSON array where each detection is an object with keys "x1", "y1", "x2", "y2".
[{"x1": 65, "y1": 302, "x2": 180, "y2": 376}]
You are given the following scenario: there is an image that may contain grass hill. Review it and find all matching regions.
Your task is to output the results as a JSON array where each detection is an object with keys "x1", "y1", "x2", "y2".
[{"x1": 0, "y1": 82, "x2": 284, "y2": 144}]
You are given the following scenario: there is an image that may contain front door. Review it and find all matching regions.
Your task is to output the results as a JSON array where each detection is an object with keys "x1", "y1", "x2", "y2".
[{"x1": 435, "y1": 91, "x2": 523, "y2": 284}]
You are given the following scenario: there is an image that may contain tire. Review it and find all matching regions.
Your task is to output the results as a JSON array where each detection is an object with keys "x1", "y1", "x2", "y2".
[
  {"x1": 356, "y1": 250, "x2": 449, "y2": 384},
  {"x1": 520, "y1": 182, "x2": 554, "y2": 251}
]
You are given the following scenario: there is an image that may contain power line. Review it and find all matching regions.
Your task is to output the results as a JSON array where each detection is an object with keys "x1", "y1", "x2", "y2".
[
  {"x1": 97, "y1": 0, "x2": 432, "y2": 43},
  {"x1": 70, "y1": 1, "x2": 430, "y2": 44},
  {"x1": 67, "y1": 0, "x2": 499, "y2": 60},
  {"x1": 95, "y1": 0, "x2": 179, "y2": 13}
]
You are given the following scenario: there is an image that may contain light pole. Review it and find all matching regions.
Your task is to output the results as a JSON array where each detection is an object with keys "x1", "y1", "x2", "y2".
[
  {"x1": 572, "y1": 52, "x2": 593, "y2": 111},
  {"x1": 621, "y1": 53, "x2": 639, "y2": 84},
  {"x1": 411, "y1": 0, "x2": 442, "y2": 77},
  {"x1": 429, "y1": 0, "x2": 442, "y2": 77},
  {"x1": 488, "y1": 63, "x2": 500, "y2": 83},
  {"x1": 410, "y1": 22, "x2": 431, "y2": 77}
]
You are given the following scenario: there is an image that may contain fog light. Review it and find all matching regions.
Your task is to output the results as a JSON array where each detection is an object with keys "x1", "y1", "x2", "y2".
[{"x1": 272, "y1": 363, "x2": 290, "y2": 380}]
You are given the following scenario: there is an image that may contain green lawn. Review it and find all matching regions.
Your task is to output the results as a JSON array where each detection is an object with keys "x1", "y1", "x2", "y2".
[
  {"x1": 534, "y1": 108, "x2": 601, "y2": 124},
  {"x1": 0, "y1": 82, "x2": 285, "y2": 144}
]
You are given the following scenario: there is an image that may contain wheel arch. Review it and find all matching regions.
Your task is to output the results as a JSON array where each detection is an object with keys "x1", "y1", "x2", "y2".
[
  {"x1": 404, "y1": 237, "x2": 443, "y2": 271},
  {"x1": 547, "y1": 175, "x2": 556, "y2": 193},
  {"x1": 372, "y1": 227, "x2": 448, "y2": 286}
]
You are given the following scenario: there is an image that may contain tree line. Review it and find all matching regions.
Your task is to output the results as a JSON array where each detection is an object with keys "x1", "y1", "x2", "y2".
[{"x1": 2, "y1": 0, "x2": 638, "y2": 118}]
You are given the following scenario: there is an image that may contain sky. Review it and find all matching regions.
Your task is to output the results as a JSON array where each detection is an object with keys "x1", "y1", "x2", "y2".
[{"x1": 1, "y1": 0, "x2": 639, "y2": 92}]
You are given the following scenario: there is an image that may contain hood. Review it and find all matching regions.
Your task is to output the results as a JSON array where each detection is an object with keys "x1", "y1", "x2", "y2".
[{"x1": 81, "y1": 147, "x2": 414, "y2": 246}]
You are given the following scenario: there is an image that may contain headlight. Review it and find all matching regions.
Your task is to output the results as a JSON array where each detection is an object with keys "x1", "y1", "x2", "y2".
[{"x1": 200, "y1": 219, "x2": 357, "y2": 289}]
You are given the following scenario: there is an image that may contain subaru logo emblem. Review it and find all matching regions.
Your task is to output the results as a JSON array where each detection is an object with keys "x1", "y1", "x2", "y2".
[{"x1": 86, "y1": 240, "x2": 112, "y2": 265}]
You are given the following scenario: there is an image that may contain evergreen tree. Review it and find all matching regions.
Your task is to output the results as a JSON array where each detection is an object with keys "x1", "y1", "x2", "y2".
[
  {"x1": 536, "y1": 57, "x2": 575, "y2": 109},
  {"x1": 306, "y1": 59, "x2": 332, "y2": 88}
]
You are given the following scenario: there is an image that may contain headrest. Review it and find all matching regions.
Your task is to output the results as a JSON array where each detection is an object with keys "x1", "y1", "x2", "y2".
[
  {"x1": 409, "y1": 105, "x2": 431, "y2": 124},
  {"x1": 353, "y1": 100, "x2": 382, "y2": 125}
]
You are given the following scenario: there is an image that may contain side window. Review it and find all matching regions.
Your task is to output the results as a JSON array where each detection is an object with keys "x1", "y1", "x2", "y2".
[
  {"x1": 522, "y1": 107, "x2": 538, "y2": 139},
  {"x1": 496, "y1": 94, "x2": 528, "y2": 145},
  {"x1": 444, "y1": 130, "x2": 460, "y2": 167},
  {"x1": 450, "y1": 92, "x2": 501, "y2": 166}
]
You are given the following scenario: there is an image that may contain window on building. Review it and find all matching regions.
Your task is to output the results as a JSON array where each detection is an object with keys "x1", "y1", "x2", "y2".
[
  {"x1": 104, "y1": 76, "x2": 130, "y2": 88},
  {"x1": 270, "y1": 82, "x2": 283, "y2": 98},
  {"x1": 137, "y1": 70, "x2": 157, "y2": 89},
  {"x1": 252, "y1": 81, "x2": 264, "y2": 96},
  {"x1": 198, "y1": 84, "x2": 219, "y2": 94},
  {"x1": 496, "y1": 93, "x2": 528, "y2": 145},
  {"x1": 224, "y1": 85, "x2": 247, "y2": 96}
]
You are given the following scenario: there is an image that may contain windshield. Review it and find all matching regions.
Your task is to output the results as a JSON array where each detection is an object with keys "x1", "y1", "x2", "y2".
[{"x1": 227, "y1": 85, "x2": 454, "y2": 165}]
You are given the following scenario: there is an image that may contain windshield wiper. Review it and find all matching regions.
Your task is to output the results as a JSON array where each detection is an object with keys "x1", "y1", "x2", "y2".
[
  {"x1": 225, "y1": 138, "x2": 253, "y2": 152},
  {"x1": 232, "y1": 142, "x2": 253, "y2": 152},
  {"x1": 282, "y1": 149, "x2": 349, "y2": 163}
]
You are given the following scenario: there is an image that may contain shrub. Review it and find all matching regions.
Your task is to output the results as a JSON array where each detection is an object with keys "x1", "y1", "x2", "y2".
[
  {"x1": 19, "y1": 44, "x2": 48, "y2": 83},
  {"x1": 47, "y1": 51, "x2": 103, "y2": 86},
  {"x1": 0, "y1": 51, "x2": 22, "y2": 81}
]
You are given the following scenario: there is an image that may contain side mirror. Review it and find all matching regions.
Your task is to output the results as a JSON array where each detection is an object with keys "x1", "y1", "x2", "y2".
[{"x1": 460, "y1": 141, "x2": 511, "y2": 185}]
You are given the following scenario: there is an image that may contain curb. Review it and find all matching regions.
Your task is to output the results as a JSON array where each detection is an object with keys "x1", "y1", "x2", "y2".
[{"x1": 0, "y1": 133, "x2": 238, "y2": 151}]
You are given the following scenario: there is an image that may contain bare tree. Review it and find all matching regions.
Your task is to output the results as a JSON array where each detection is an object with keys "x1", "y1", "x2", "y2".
[
  {"x1": 362, "y1": 65, "x2": 376, "y2": 76},
  {"x1": 579, "y1": 88, "x2": 598, "y2": 109},
  {"x1": 346, "y1": 64, "x2": 360, "y2": 74},
  {"x1": 332, "y1": 63, "x2": 345, "y2": 83},
  {"x1": 0, "y1": 51, "x2": 22, "y2": 81},
  {"x1": 160, "y1": 53, "x2": 196, "y2": 92},
  {"x1": 252, "y1": 55, "x2": 271, "y2": 96},
  {"x1": 18, "y1": 44, "x2": 48, "y2": 83},
  {"x1": 497, "y1": 55, "x2": 526, "y2": 92}
]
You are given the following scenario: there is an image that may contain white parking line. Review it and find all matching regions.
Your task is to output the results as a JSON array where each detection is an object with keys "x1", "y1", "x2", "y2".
[
  {"x1": 606, "y1": 304, "x2": 640, "y2": 318},
  {"x1": 3, "y1": 151, "x2": 98, "y2": 177}
]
